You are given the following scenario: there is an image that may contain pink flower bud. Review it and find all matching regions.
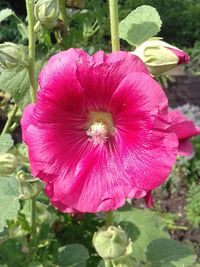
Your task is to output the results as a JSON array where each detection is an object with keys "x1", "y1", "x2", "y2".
[
  {"x1": 133, "y1": 39, "x2": 190, "y2": 75},
  {"x1": 167, "y1": 47, "x2": 190, "y2": 65}
]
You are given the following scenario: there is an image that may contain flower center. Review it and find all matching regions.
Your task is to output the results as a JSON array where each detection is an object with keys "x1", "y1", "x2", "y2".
[
  {"x1": 86, "y1": 111, "x2": 115, "y2": 145},
  {"x1": 87, "y1": 122, "x2": 108, "y2": 145}
]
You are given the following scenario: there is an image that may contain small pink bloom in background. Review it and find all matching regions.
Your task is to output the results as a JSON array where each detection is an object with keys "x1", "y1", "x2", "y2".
[
  {"x1": 168, "y1": 110, "x2": 200, "y2": 156},
  {"x1": 21, "y1": 49, "x2": 178, "y2": 213},
  {"x1": 145, "y1": 110, "x2": 200, "y2": 208}
]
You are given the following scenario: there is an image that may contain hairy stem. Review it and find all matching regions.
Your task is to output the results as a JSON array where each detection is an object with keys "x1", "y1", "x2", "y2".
[
  {"x1": 25, "y1": 0, "x2": 37, "y2": 238},
  {"x1": 1, "y1": 104, "x2": 18, "y2": 135},
  {"x1": 109, "y1": 0, "x2": 120, "y2": 51},
  {"x1": 26, "y1": 0, "x2": 37, "y2": 103},
  {"x1": 104, "y1": 0, "x2": 120, "y2": 235}
]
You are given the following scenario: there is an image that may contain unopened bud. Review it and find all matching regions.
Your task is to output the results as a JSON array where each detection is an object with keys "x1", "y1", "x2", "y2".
[
  {"x1": 16, "y1": 170, "x2": 43, "y2": 200},
  {"x1": 0, "y1": 42, "x2": 23, "y2": 70},
  {"x1": 133, "y1": 39, "x2": 190, "y2": 75},
  {"x1": 35, "y1": 0, "x2": 59, "y2": 28},
  {"x1": 93, "y1": 226, "x2": 130, "y2": 259},
  {"x1": 36, "y1": 201, "x2": 51, "y2": 224},
  {"x1": 0, "y1": 153, "x2": 17, "y2": 175}
]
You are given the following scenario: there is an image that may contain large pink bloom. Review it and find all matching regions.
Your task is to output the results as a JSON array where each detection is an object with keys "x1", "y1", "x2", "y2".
[
  {"x1": 21, "y1": 49, "x2": 178, "y2": 213},
  {"x1": 168, "y1": 110, "x2": 200, "y2": 156}
]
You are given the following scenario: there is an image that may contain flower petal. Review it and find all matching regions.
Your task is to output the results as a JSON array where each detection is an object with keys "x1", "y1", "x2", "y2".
[
  {"x1": 169, "y1": 110, "x2": 200, "y2": 140},
  {"x1": 178, "y1": 139, "x2": 194, "y2": 156},
  {"x1": 21, "y1": 104, "x2": 35, "y2": 143}
]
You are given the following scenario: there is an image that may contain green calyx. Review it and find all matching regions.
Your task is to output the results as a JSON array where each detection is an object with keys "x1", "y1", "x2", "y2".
[
  {"x1": 133, "y1": 39, "x2": 179, "y2": 75},
  {"x1": 16, "y1": 170, "x2": 43, "y2": 200},
  {"x1": 0, "y1": 153, "x2": 17, "y2": 175},
  {"x1": 93, "y1": 226, "x2": 134, "y2": 263},
  {"x1": 0, "y1": 42, "x2": 24, "y2": 70},
  {"x1": 34, "y1": 0, "x2": 59, "y2": 28}
]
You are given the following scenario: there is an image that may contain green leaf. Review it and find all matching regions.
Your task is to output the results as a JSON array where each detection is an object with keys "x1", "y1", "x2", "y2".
[
  {"x1": 0, "y1": 239, "x2": 26, "y2": 266},
  {"x1": 0, "y1": 60, "x2": 45, "y2": 110},
  {"x1": 0, "y1": 134, "x2": 14, "y2": 153},
  {"x1": 56, "y1": 244, "x2": 89, "y2": 267},
  {"x1": 97, "y1": 260, "x2": 104, "y2": 267},
  {"x1": 119, "y1": 5, "x2": 162, "y2": 46},
  {"x1": 17, "y1": 23, "x2": 28, "y2": 40},
  {"x1": 28, "y1": 262, "x2": 44, "y2": 267},
  {"x1": 0, "y1": 176, "x2": 20, "y2": 232},
  {"x1": 114, "y1": 204, "x2": 169, "y2": 262},
  {"x1": 146, "y1": 239, "x2": 197, "y2": 267},
  {"x1": 0, "y1": 8, "x2": 14, "y2": 23}
]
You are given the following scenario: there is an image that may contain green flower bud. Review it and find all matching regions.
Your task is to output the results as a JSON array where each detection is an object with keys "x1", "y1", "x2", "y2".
[
  {"x1": 36, "y1": 201, "x2": 51, "y2": 225},
  {"x1": 16, "y1": 170, "x2": 43, "y2": 200},
  {"x1": 35, "y1": 0, "x2": 59, "y2": 28},
  {"x1": 93, "y1": 226, "x2": 131, "y2": 260},
  {"x1": 112, "y1": 241, "x2": 135, "y2": 267},
  {"x1": 0, "y1": 42, "x2": 23, "y2": 70},
  {"x1": 133, "y1": 39, "x2": 185, "y2": 76},
  {"x1": 0, "y1": 153, "x2": 17, "y2": 175}
]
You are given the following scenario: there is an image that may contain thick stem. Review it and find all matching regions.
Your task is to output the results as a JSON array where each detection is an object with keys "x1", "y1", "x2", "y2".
[
  {"x1": 26, "y1": 0, "x2": 37, "y2": 103},
  {"x1": 109, "y1": 0, "x2": 120, "y2": 51},
  {"x1": 25, "y1": 0, "x2": 37, "y2": 238},
  {"x1": 104, "y1": 0, "x2": 120, "y2": 234},
  {"x1": 1, "y1": 104, "x2": 18, "y2": 135},
  {"x1": 59, "y1": 0, "x2": 68, "y2": 37}
]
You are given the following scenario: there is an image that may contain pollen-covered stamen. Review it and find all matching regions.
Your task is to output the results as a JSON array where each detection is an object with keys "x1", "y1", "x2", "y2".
[{"x1": 87, "y1": 122, "x2": 108, "y2": 145}]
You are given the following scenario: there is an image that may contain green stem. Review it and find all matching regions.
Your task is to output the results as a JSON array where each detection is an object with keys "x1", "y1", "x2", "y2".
[
  {"x1": 105, "y1": 259, "x2": 113, "y2": 267},
  {"x1": 26, "y1": 0, "x2": 37, "y2": 103},
  {"x1": 1, "y1": 104, "x2": 18, "y2": 135},
  {"x1": 104, "y1": 0, "x2": 120, "y2": 233},
  {"x1": 59, "y1": 0, "x2": 68, "y2": 37},
  {"x1": 106, "y1": 211, "x2": 114, "y2": 227},
  {"x1": 31, "y1": 197, "x2": 36, "y2": 237},
  {"x1": 104, "y1": 4, "x2": 119, "y2": 266},
  {"x1": 109, "y1": 0, "x2": 120, "y2": 51},
  {"x1": 25, "y1": 0, "x2": 37, "y2": 239}
]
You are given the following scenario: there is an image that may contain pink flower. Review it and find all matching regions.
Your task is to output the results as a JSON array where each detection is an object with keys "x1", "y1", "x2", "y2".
[
  {"x1": 21, "y1": 49, "x2": 178, "y2": 213},
  {"x1": 168, "y1": 110, "x2": 200, "y2": 156}
]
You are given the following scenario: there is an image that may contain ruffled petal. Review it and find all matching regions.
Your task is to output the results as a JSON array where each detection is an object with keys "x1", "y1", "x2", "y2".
[
  {"x1": 46, "y1": 147, "x2": 134, "y2": 212},
  {"x1": 169, "y1": 110, "x2": 200, "y2": 139},
  {"x1": 168, "y1": 110, "x2": 200, "y2": 156},
  {"x1": 38, "y1": 48, "x2": 89, "y2": 92},
  {"x1": 144, "y1": 191, "x2": 154, "y2": 208}
]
